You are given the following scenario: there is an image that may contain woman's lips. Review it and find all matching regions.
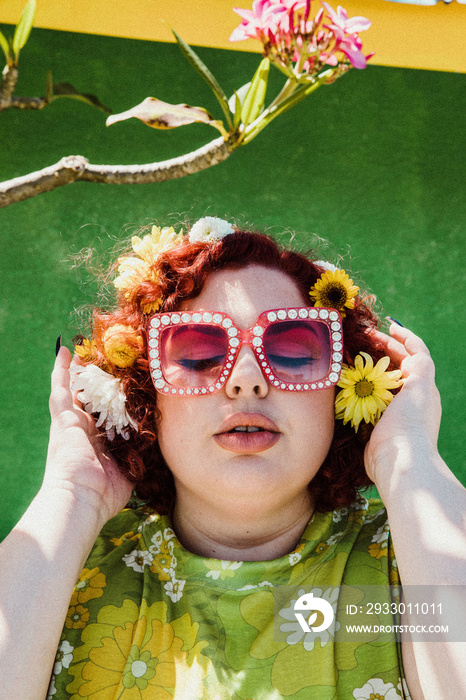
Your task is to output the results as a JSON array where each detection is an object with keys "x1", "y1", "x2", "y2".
[
  {"x1": 214, "y1": 413, "x2": 280, "y2": 453},
  {"x1": 214, "y1": 430, "x2": 280, "y2": 453}
]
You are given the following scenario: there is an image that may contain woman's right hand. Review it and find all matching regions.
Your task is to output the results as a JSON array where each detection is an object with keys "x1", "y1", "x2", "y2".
[
  {"x1": 0, "y1": 347, "x2": 133, "y2": 697},
  {"x1": 44, "y1": 346, "x2": 133, "y2": 529}
]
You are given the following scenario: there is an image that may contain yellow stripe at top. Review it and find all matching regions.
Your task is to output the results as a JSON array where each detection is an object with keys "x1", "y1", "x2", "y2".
[{"x1": 0, "y1": 0, "x2": 464, "y2": 73}]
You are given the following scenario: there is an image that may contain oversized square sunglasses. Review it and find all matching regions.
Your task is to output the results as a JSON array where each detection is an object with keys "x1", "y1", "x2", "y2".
[{"x1": 147, "y1": 307, "x2": 343, "y2": 396}]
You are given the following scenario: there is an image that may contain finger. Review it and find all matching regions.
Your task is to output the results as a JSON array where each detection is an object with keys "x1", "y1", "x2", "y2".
[
  {"x1": 49, "y1": 346, "x2": 74, "y2": 416},
  {"x1": 368, "y1": 328, "x2": 409, "y2": 365},
  {"x1": 369, "y1": 325, "x2": 435, "y2": 383},
  {"x1": 387, "y1": 323, "x2": 431, "y2": 358},
  {"x1": 69, "y1": 356, "x2": 86, "y2": 411},
  {"x1": 388, "y1": 327, "x2": 436, "y2": 382}
]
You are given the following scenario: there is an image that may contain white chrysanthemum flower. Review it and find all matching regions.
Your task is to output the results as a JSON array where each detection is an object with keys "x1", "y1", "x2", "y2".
[
  {"x1": 70, "y1": 363, "x2": 138, "y2": 440},
  {"x1": 188, "y1": 216, "x2": 235, "y2": 243},
  {"x1": 314, "y1": 260, "x2": 339, "y2": 273}
]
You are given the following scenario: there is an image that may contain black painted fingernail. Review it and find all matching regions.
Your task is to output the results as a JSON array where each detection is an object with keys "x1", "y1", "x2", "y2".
[
  {"x1": 55, "y1": 335, "x2": 62, "y2": 356},
  {"x1": 386, "y1": 317, "x2": 404, "y2": 327}
]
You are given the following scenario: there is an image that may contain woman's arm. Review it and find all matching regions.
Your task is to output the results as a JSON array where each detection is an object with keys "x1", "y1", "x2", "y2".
[
  {"x1": 0, "y1": 347, "x2": 132, "y2": 698},
  {"x1": 365, "y1": 323, "x2": 466, "y2": 700}
]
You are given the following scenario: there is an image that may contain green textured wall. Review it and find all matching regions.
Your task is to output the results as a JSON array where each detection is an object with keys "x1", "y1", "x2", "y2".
[{"x1": 1, "y1": 27, "x2": 464, "y2": 539}]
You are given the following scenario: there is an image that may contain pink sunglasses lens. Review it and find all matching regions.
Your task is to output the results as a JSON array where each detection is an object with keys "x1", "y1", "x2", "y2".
[
  {"x1": 262, "y1": 320, "x2": 331, "y2": 384},
  {"x1": 160, "y1": 325, "x2": 229, "y2": 387}
]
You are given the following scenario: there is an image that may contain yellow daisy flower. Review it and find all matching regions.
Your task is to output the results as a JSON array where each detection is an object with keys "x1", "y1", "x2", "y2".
[
  {"x1": 141, "y1": 297, "x2": 163, "y2": 315},
  {"x1": 309, "y1": 269, "x2": 359, "y2": 317},
  {"x1": 335, "y1": 352, "x2": 403, "y2": 431},
  {"x1": 102, "y1": 324, "x2": 144, "y2": 368},
  {"x1": 74, "y1": 338, "x2": 98, "y2": 363}
]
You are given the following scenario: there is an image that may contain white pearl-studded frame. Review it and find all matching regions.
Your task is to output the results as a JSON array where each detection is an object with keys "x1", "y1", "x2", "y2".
[{"x1": 147, "y1": 307, "x2": 343, "y2": 396}]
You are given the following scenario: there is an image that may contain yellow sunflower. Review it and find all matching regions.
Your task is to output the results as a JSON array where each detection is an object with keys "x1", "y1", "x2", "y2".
[
  {"x1": 309, "y1": 269, "x2": 359, "y2": 317},
  {"x1": 335, "y1": 352, "x2": 403, "y2": 431}
]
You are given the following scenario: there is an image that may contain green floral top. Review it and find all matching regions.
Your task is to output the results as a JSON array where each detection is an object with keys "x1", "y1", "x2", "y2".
[{"x1": 48, "y1": 497, "x2": 411, "y2": 700}]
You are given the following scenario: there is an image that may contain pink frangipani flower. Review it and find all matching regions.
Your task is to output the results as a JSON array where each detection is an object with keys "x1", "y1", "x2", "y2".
[
  {"x1": 230, "y1": 0, "x2": 285, "y2": 41},
  {"x1": 230, "y1": 0, "x2": 372, "y2": 77},
  {"x1": 337, "y1": 35, "x2": 367, "y2": 69},
  {"x1": 322, "y1": 2, "x2": 371, "y2": 69},
  {"x1": 321, "y1": 2, "x2": 371, "y2": 34}
]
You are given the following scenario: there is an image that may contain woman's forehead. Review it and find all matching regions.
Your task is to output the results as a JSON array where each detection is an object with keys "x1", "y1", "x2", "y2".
[{"x1": 181, "y1": 265, "x2": 305, "y2": 326}]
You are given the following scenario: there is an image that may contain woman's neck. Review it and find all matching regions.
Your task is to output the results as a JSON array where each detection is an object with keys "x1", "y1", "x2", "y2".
[{"x1": 171, "y1": 491, "x2": 314, "y2": 561}]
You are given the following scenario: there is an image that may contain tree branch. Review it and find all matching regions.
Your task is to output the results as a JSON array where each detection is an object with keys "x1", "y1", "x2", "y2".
[
  {"x1": 0, "y1": 64, "x2": 18, "y2": 110},
  {"x1": 0, "y1": 136, "x2": 236, "y2": 208},
  {"x1": 7, "y1": 96, "x2": 48, "y2": 109}
]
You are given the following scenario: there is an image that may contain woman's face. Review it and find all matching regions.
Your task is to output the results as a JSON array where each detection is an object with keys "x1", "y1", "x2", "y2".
[{"x1": 156, "y1": 265, "x2": 335, "y2": 512}]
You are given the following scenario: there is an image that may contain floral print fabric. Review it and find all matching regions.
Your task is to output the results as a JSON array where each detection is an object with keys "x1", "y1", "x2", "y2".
[{"x1": 49, "y1": 498, "x2": 411, "y2": 699}]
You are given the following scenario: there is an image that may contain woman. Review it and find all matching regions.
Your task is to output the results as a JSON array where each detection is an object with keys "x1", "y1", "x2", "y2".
[{"x1": 0, "y1": 218, "x2": 464, "y2": 699}]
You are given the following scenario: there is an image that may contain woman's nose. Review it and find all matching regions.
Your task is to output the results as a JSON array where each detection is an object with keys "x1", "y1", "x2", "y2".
[{"x1": 224, "y1": 345, "x2": 269, "y2": 398}]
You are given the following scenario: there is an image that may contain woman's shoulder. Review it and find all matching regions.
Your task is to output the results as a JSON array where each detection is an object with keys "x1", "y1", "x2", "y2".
[
  {"x1": 84, "y1": 505, "x2": 164, "y2": 563},
  {"x1": 333, "y1": 495, "x2": 391, "y2": 547},
  {"x1": 296, "y1": 496, "x2": 392, "y2": 571},
  {"x1": 307, "y1": 495, "x2": 388, "y2": 541},
  {"x1": 348, "y1": 495, "x2": 388, "y2": 525}
]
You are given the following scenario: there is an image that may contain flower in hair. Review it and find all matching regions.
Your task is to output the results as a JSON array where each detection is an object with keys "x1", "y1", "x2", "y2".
[
  {"x1": 335, "y1": 352, "x2": 403, "y2": 432},
  {"x1": 131, "y1": 225, "x2": 182, "y2": 262},
  {"x1": 314, "y1": 260, "x2": 339, "y2": 274},
  {"x1": 74, "y1": 338, "x2": 98, "y2": 363},
  {"x1": 309, "y1": 268, "x2": 359, "y2": 317},
  {"x1": 113, "y1": 226, "x2": 182, "y2": 312},
  {"x1": 103, "y1": 324, "x2": 144, "y2": 368},
  {"x1": 188, "y1": 216, "x2": 235, "y2": 243},
  {"x1": 70, "y1": 363, "x2": 138, "y2": 440}
]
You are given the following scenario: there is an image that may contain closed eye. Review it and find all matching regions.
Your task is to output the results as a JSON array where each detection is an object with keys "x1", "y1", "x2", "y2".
[
  {"x1": 267, "y1": 354, "x2": 315, "y2": 368},
  {"x1": 177, "y1": 356, "x2": 225, "y2": 371}
]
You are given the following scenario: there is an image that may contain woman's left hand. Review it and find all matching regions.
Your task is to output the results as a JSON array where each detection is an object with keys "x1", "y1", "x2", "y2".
[{"x1": 363, "y1": 322, "x2": 442, "y2": 484}]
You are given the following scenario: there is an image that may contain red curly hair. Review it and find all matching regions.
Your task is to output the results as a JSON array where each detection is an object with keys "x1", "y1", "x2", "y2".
[{"x1": 76, "y1": 227, "x2": 394, "y2": 514}]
